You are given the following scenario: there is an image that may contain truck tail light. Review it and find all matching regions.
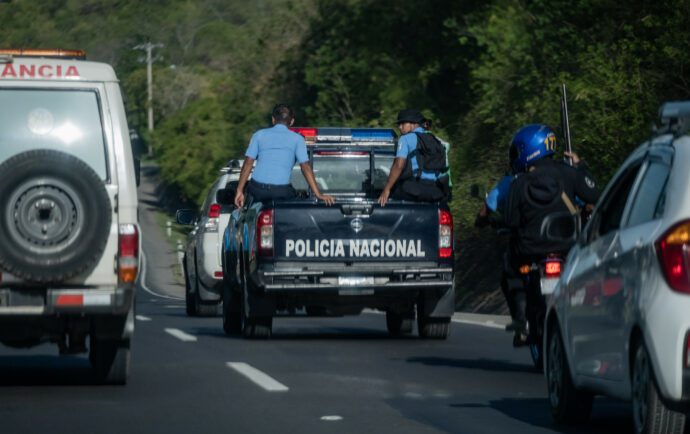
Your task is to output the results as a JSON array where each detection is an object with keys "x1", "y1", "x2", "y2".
[
  {"x1": 257, "y1": 210, "x2": 274, "y2": 257},
  {"x1": 544, "y1": 259, "x2": 562, "y2": 278},
  {"x1": 118, "y1": 224, "x2": 139, "y2": 283},
  {"x1": 439, "y1": 210, "x2": 453, "y2": 258},
  {"x1": 656, "y1": 220, "x2": 690, "y2": 294}
]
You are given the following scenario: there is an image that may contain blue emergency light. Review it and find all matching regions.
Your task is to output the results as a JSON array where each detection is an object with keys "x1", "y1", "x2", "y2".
[{"x1": 351, "y1": 129, "x2": 396, "y2": 142}]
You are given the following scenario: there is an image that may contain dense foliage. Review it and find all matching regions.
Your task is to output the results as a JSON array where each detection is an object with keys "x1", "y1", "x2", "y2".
[{"x1": 2, "y1": 0, "x2": 690, "y2": 295}]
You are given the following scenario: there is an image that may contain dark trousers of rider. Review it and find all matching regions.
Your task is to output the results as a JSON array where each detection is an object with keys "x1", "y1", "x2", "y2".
[{"x1": 247, "y1": 179, "x2": 296, "y2": 203}]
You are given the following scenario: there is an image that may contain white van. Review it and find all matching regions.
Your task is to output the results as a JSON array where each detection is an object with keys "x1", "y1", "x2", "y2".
[{"x1": 0, "y1": 49, "x2": 140, "y2": 384}]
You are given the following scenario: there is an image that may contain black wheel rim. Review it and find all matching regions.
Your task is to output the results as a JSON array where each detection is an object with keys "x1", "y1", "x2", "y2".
[{"x1": 6, "y1": 178, "x2": 84, "y2": 254}]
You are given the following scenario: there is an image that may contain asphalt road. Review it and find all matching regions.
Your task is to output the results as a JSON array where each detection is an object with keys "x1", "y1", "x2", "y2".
[{"x1": 0, "y1": 168, "x2": 635, "y2": 434}]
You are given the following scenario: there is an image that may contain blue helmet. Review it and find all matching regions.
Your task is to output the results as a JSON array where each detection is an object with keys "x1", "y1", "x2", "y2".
[{"x1": 511, "y1": 124, "x2": 557, "y2": 169}]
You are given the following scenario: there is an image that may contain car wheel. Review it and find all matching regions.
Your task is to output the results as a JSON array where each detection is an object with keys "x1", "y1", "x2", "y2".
[
  {"x1": 547, "y1": 323, "x2": 592, "y2": 424},
  {"x1": 222, "y1": 286, "x2": 241, "y2": 335},
  {"x1": 0, "y1": 150, "x2": 112, "y2": 283},
  {"x1": 632, "y1": 341, "x2": 686, "y2": 434},
  {"x1": 90, "y1": 337, "x2": 130, "y2": 385},
  {"x1": 386, "y1": 311, "x2": 414, "y2": 336},
  {"x1": 183, "y1": 260, "x2": 197, "y2": 317},
  {"x1": 190, "y1": 265, "x2": 220, "y2": 317}
]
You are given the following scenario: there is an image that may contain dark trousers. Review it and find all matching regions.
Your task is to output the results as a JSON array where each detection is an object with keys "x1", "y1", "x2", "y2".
[
  {"x1": 247, "y1": 180, "x2": 296, "y2": 203},
  {"x1": 391, "y1": 179, "x2": 446, "y2": 202}
]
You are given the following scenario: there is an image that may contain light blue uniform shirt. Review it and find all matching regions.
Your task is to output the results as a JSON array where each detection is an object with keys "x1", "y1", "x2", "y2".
[
  {"x1": 395, "y1": 127, "x2": 439, "y2": 181},
  {"x1": 245, "y1": 124, "x2": 309, "y2": 185},
  {"x1": 486, "y1": 175, "x2": 514, "y2": 213}
]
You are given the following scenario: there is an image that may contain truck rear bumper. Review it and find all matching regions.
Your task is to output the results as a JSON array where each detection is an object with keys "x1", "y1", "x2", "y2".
[{"x1": 246, "y1": 264, "x2": 455, "y2": 318}]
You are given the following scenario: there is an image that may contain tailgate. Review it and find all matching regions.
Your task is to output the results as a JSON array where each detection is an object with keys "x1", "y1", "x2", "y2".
[{"x1": 273, "y1": 201, "x2": 438, "y2": 262}]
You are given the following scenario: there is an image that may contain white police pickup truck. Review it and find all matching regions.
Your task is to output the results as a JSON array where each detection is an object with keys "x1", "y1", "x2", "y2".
[
  {"x1": 0, "y1": 49, "x2": 140, "y2": 384},
  {"x1": 220, "y1": 127, "x2": 455, "y2": 339}
]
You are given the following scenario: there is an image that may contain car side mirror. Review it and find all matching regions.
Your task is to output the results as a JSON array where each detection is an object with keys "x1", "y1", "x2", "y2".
[
  {"x1": 541, "y1": 212, "x2": 581, "y2": 244},
  {"x1": 176, "y1": 209, "x2": 197, "y2": 225}
]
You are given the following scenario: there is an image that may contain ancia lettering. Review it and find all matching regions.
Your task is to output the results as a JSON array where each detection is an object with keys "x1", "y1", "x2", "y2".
[
  {"x1": 0, "y1": 64, "x2": 80, "y2": 79},
  {"x1": 284, "y1": 239, "x2": 426, "y2": 258}
]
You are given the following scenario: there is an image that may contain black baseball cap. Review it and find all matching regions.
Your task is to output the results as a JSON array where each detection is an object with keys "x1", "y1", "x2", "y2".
[{"x1": 395, "y1": 108, "x2": 424, "y2": 125}]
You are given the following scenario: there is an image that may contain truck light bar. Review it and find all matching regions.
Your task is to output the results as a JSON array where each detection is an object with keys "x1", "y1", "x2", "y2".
[
  {"x1": 0, "y1": 48, "x2": 87, "y2": 60},
  {"x1": 291, "y1": 127, "x2": 396, "y2": 146}
]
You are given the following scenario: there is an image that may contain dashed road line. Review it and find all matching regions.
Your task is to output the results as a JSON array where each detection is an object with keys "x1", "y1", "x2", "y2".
[
  {"x1": 165, "y1": 328, "x2": 197, "y2": 342},
  {"x1": 226, "y1": 362, "x2": 289, "y2": 392},
  {"x1": 136, "y1": 315, "x2": 152, "y2": 321}
]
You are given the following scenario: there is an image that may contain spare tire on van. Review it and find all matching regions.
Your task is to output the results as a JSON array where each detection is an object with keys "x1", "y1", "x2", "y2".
[{"x1": 0, "y1": 149, "x2": 112, "y2": 283}]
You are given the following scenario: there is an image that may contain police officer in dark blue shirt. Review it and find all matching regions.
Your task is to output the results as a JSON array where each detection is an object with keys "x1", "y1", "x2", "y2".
[{"x1": 234, "y1": 104, "x2": 334, "y2": 207}]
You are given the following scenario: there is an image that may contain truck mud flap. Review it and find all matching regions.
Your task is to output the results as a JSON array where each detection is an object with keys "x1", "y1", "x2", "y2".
[{"x1": 419, "y1": 285, "x2": 455, "y2": 318}]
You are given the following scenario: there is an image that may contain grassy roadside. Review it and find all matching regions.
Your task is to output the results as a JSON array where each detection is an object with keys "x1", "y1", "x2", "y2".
[{"x1": 150, "y1": 208, "x2": 188, "y2": 285}]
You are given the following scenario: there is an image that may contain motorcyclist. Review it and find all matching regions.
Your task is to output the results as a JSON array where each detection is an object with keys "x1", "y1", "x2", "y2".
[
  {"x1": 504, "y1": 124, "x2": 599, "y2": 338},
  {"x1": 475, "y1": 142, "x2": 525, "y2": 344}
]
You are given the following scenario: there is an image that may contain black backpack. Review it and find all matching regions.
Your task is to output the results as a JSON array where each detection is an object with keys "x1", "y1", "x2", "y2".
[{"x1": 401, "y1": 132, "x2": 448, "y2": 180}]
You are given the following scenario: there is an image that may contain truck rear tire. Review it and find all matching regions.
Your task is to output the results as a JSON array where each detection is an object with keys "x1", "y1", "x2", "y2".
[
  {"x1": 222, "y1": 287, "x2": 241, "y2": 335},
  {"x1": 386, "y1": 311, "x2": 414, "y2": 336},
  {"x1": 417, "y1": 316, "x2": 450, "y2": 339},
  {"x1": 90, "y1": 337, "x2": 130, "y2": 385}
]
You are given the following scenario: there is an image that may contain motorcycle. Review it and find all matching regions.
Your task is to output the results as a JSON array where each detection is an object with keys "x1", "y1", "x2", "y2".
[{"x1": 517, "y1": 254, "x2": 564, "y2": 371}]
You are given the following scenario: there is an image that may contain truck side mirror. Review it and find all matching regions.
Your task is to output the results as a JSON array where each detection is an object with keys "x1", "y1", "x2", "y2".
[
  {"x1": 176, "y1": 209, "x2": 197, "y2": 225},
  {"x1": 541, "y1": 212, "x2": 581, "y2": 244}
]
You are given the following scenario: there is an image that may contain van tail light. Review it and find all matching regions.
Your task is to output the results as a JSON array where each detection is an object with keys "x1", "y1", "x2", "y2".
[
  {"x1": 544, "y1": 258, "x2": 562, "y2": 278},
  {"x1": 118, "y1": 224, "x2": 139, "y2": 283},
  {"x1": 655, "y1": 220, "x2": 690, "y2": 294},
  {"x1": 439, "y1": 210, "x2": 453, "y2": 258},
  {"x1": 257, "y1": 210, "x2": 274, "y2": 257}
]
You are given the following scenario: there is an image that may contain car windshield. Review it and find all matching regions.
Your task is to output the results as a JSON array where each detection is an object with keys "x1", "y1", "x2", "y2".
[
  {"x1": 290, "y1": 153, "x2": 394, "y2": 195},
  {"x1": 0, "y1": 89, "x2": 107, "y2": 179}
]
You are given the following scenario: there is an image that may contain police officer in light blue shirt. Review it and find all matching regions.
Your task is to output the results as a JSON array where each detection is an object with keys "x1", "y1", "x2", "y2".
[
  {"x1": 378, "y1": 109, "x2": 447, "y2": 206},
  {"x1": 234, "y1": 104, "x2": 334, "y2": 207}
]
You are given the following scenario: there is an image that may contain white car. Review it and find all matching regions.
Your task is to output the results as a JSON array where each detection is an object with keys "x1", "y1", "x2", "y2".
[
  {"x1": 544, "y1": 102, "x2": 690, "y2": 433},
  {"x1": 177, "y1": 160, "x2": 242, "y2": 316},
  {"x1": 0, "y1": 49, "x2": 140, "y2": 384}
]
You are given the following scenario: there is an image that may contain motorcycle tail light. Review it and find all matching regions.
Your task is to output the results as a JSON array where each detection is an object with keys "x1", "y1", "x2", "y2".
[
  {"x1": 545, "y1": 261, "x2": 562, "y2": 277},
  {"x1": 519, "y1": 265, "x2": 530, "y2": 275}
]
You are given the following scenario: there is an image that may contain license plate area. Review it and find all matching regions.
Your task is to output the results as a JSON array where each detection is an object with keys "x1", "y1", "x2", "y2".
[
  {"x1": 338, "y1": 276, "x2": 374, "y2": 286},
  {"x1": 540, "y1": 277, "x2": 558, "y2": 295}
]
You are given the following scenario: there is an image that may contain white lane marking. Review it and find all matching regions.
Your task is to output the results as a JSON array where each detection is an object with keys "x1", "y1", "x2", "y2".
[
  {"x1": 451, "y1": 318, "x2": 505, "y2": 330},
  {"x1": 163, "y1": 305, "x2": 183, "y2": 308},
  {"x1": 138, "y1": 250, "x2": 184, "y2": 301},
  {"x1": 165, "y1": 328, "x2": 197, "y2": 342},
  {"x1": 226, "y1": 362, "x2": 289, "y2": 392},
  {"x1": 136, "y1": 315, "x2": 152, "y2": 321},
  {"x1": 320, "y1": 416, "x2": 343, "y2": 421}
]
